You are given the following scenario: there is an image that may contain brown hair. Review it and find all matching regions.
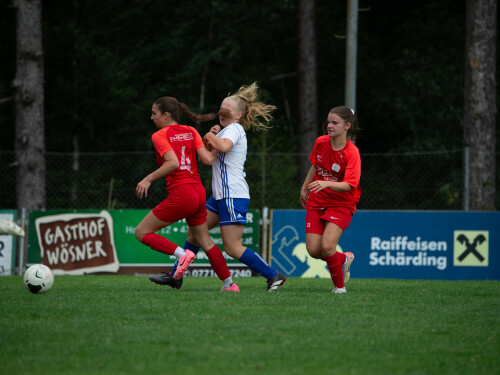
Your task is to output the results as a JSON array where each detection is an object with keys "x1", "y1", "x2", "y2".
[
  {"x1": 226, "y1": 82, "x2": 276, "y2": 131},
  {"x1": 154, "y1": 96, "x2": 216, "y2": 123},
  {"x1": 321, "y1": 106, "x2": 360, "y2": 141}
]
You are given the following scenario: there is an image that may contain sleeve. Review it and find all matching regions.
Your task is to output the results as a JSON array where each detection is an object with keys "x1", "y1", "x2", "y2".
[
  {"x1": 151, "y1": 131, "x2": 172, "y2": 158},
  {"x1": 343, "y1": 144, "x2": 361, "y2": 188},
  {"x1": 308, "y1": 138, "x2": 319, "y2": 166},
  {"x1": 219, "y1": 124, "x2": 242, "y2": 145},
  {"x1": 192, "y1": 128, "x2": 205, "y2": 150}
]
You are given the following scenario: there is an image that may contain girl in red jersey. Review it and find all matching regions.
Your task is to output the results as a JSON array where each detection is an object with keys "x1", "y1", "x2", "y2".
[
  {"x1": 135, "y1": 96, "x2": 238, "y2": 291},
  {"x1": 300, "y1": 106, "x2": 361, "y2": 294}
]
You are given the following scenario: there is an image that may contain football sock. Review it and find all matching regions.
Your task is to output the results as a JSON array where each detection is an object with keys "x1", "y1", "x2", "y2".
[
  {"x1": 239, "y1": 248, "x2": 276, "y2": 280},
  {"x1": 173, "y1": 247, "x2": 186, "y2": 258},
  {"x1": 171, "y1": 241, "x2": 200, "y2": 275},
  {"x1": 205, "y1": 245, "x2": 232, "y2": 281},
  {"x1": 223, "y1": 277, "x2": 233, "y2": 289},
  {"x1": 324, "y1": 252, "x2": 347, "y2": 288},
  {"x1": 141, "y1": 233, "x2": 178, "y2": 256}
]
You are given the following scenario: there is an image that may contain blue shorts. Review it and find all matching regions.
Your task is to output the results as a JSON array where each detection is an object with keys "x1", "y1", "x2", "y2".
[{"x1": 206, "y1": 195, "x2": 250, "y2": 226}]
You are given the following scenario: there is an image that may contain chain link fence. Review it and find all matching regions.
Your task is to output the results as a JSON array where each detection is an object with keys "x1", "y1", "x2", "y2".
[{"x1": 0, "y1": 150, "x2": 498, "y2": 210}]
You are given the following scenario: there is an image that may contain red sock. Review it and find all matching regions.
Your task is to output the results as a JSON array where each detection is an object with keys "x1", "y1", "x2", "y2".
[
  {"x1": 205, "y1": 245, "x2": 231, "y2": 280},
  {"x1": 141, "y1": 233, "x2": 177, "y2": 256},
  {"x1": 324, "y1": 252, "x2": 347, "y2": 288}
]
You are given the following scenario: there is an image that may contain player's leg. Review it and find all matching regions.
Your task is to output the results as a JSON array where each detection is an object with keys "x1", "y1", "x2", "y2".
[
  {"x1": 322, "y1": 206, "x2": 355, "y2": 285},
  {"x1": 305, "y1": 208, "x2": 325, "y2": 258},
  {"x1": 221, "y1": 224, "x2": 286, "y2": 292},
  {"x1": 305, "y1": 232, "x2": 323, "y2": 259},
  {"x1": 135, "y1": 212, "x2": 181, "y2": 256},
  {"x1": 321, "y1": 222, "x2": 347, "y2": 293},
  {"x1": 185, "y1": 206, "x2": 219, "y2": 247},
  {"x1": 175, "y1": 195, "x2": 220, "y2": 279},
  {"x1": 189, "y1": 222, "x2": 238, "y2": 291},
  {"x1": 171, "y1": 185, "x2": 216, "y2": 280},
  {"x1": 174, "y1": 209, "x2": 219, "y2": 275},
  {"x1": 187, "y1": 193, "x2": 237, "y2": 290},
  {"x1": 143, "y1": 186, "x2": 197, "y2": 285}
]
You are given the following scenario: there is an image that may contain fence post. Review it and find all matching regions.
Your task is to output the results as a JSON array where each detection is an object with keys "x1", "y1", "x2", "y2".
[
  {"x1": 464, "y1": 145, "x2": 470, "y2": 211},
  {"x1": 261, "y1": 206, "x2": 270, "y2": 263},
  {"x1": 17, "y1": 207, "x2": 28, "y2": 275}
]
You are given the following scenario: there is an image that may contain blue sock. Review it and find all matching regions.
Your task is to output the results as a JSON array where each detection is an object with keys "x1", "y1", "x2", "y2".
[
  {"x1": 239, "y1": 248, "x2": 277, "y2": 280},
  {"x1": 171, "y1": 241, "x2": 200, "y2": 275}
]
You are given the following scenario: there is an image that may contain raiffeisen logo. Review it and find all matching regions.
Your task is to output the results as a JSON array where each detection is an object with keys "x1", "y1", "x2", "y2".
[{"x1": 369, "y1": 236, "x2": 447, "y2": 270}]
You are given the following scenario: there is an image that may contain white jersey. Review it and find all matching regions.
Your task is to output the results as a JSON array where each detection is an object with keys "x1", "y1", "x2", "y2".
[{"x1": 211, "y1": 123, "x2": 250, "y2": 199}]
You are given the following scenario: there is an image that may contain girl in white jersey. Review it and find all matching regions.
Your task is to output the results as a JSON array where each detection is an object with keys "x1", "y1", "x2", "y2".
[{"x1": 181, "y1": 82, "x2": 286, "y2": 292}]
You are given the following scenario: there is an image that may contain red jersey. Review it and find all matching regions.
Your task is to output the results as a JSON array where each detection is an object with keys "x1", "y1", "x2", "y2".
[
  {"x1": 151, "y1": 125, "x2": 205, "y2": 190},
  {"x1": 306, "y1": 136, "x2": 361, "y2": 212}
]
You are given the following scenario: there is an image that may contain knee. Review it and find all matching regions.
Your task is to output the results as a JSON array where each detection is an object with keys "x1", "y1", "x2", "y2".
[
  {"x1": 135, "y1": 227, "x2": 146, "y2": 242},
  {"x1": 306, "y1": 247, "x2": 323, "y2": 259},
  {"x1": 223, "y1": 244, "x2": 244, "y2": 259},
  {"x1": 226, "y1": 250, "x2": 237, "y2": 259},
  {"x1": 321, "y1": 241, "x2": 338, "y2": 257}
]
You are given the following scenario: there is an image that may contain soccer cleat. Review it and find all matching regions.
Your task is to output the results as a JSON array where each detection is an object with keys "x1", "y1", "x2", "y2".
[
  {"x1": 173, "y1": 250, "x2": 196, "y2": 280},
  {"x1": 149, "y1": 272, "x2": 183, "y2": 289},
  {"x1": 0, "y1": 218, "x2": 25, "y2": 237},
  {"x1": 343, "y1": 252, "x2": 355, "y2": 283},
  {"x1": 221, "y1": 283, "x2": 240, "y2": 292},
  {"x1": 267, "y1": 272, "x2": 286, "y2": 292},
  {"x1": 332, "y1": 287, "x2": 346, "y2": 294}
]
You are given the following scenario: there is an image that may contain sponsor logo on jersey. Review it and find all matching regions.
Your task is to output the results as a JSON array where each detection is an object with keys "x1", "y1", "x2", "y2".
[{"x1": 169, "y1": 133, "x2": 194, "y2": 142}]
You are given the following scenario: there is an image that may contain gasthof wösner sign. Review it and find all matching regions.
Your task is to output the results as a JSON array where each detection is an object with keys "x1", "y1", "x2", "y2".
[{"x1": 35, "y1": 211, "x2": 119, "y2": 275}]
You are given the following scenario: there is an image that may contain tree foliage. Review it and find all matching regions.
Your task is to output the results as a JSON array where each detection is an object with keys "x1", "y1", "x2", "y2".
[
  {"x1": 0, "y1": 0, "x2": 498, "y2": 210},
  {"x1": 1, "y1": 0, "x2": 495, "y2": 154}
]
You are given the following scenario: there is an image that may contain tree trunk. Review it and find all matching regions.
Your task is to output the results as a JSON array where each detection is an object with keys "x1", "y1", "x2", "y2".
[
  {"x1": 13, "y1": 0, "x2": 46, "y2": 210},
  {"x1": 463, "y1": 0, "x2": 497, "y2": 210},
  {"x1": 297, "y1": 0, "x2": 318, "y2": 178}
]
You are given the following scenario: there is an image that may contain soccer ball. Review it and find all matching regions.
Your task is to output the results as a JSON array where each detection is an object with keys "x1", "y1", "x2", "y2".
[{"x1": 24, "y1": 264, "x2": 54, "y2": 294}]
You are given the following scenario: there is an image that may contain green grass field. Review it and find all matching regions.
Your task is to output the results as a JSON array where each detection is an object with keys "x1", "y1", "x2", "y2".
[{"x1": 1, "y1": 276, "x2": 499, "y2": 375}]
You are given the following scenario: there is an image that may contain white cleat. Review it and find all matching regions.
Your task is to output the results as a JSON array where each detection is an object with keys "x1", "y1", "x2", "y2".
[
  {"x1": 343, "y1": 252, "x2": 355, "y2": 283},
  {"x1": 0, "y1": 218, "x2": 25, "y2": 237},
  {"x1": 332, "y1": 287, "x2": 347, "y2": 294}
]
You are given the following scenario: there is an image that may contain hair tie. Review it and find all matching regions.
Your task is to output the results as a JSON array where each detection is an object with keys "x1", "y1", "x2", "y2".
[
  {"x1": 238, "y1": 95, "x2": 250, "y2": 103},
  {"x1": 350, "y1": 108, "x2": 355, "y2": 115}
]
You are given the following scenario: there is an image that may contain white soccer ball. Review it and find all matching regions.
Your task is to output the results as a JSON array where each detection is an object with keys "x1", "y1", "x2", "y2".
[{"x1": 24, "y1": 264, "x2": 54, "y2": 294}]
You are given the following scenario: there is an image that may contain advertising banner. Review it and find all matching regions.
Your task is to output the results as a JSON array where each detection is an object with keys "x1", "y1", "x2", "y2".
[
  {"x1": 35, "y1": 211, "x2": 119, "y2": 275},
  {"x1": 270, "y1": 210, "x2": 500, "y2": 280},
  {"x1": 0, "y1": 210, "x2": 18, "y2": 276},
  {"x1": 28, "y1": 209, "x2": 259, "y2": 276}
]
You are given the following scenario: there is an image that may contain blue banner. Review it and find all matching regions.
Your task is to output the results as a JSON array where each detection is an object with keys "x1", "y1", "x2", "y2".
[{"x1": 270, "y1": 210, "x2": 500, "y2": 280}]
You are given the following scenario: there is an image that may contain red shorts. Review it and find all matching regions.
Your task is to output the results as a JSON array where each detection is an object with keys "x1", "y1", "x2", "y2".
[
  {"x1": 305, "y1": 206, "x2": 354, "y2": 234},
  {"x1": 152, "y1": 183, "x2": 207, "y2": 226}
]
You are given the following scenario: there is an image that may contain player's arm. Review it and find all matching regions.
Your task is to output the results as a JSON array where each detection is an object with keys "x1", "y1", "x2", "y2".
[
  {"x1": 197, "y1": 146, "x2": 216, "y2": 165},
  {"x1": 204, "y1": 131, "x2": 233, "y2": 153},
  {"x1": 136, "y1": 150, "x2": 179, "y2": 199},
  {"x1": 308, "y1": 180, "x2": 352, "y2": 193},
  {"x1": 300, "y1": 165, "x2": 316, "y2": 208},
  {"x1": 203, "y1": 124, "x2": 220, "y2": 152},
  {"x1": 195, "y1": 128, "x2": 216, "y2": 165}
]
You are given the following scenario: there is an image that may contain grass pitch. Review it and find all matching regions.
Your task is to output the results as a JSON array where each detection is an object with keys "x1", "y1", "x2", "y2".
[{"x1": 1, "y1": 276, "x2": 499, "y2": 375}]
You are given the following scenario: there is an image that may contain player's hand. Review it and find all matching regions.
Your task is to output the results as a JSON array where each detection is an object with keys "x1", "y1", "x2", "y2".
[
  {"x1": 308, "y1": 180, "x2": 330, "y2": 193},
  {"x1": 210, "y1": 125, "x2": 221, "y2": 135},
  {"x1": 136, "y1": 178, "x2": 151, "y2": 199},
  {"x1": 203, "y1": 134, "x2": 214, "y2": 151},
  {"x1": 300, "y1": 189, "x2": 309, "y2": 209}
]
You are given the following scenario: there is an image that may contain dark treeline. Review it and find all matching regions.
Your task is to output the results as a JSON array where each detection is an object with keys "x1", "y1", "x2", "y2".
[{"x1": 2, "y1": 0, "x2": 493, "y2": 155}]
